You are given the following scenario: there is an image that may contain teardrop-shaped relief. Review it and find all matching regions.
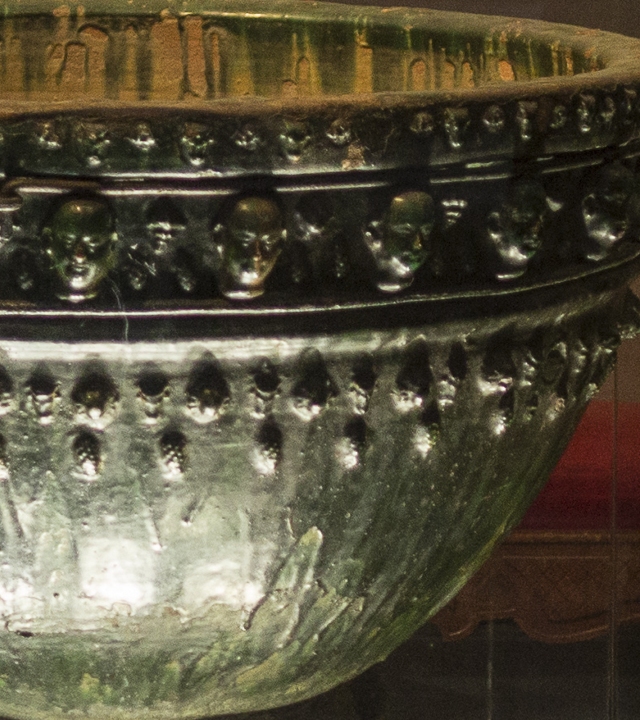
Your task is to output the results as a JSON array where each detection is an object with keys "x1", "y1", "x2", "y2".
[
  {"x1": 185, "y1": 356, "x2": 230, "y2": 424},
  {"x1": 436, "y1": 343, "x2": 467, "y2": 411},
  {"x1": 252, "y1": 417, "x2": 283, "y2": 476},
  {"x1": 0, "y1": 433, "x2": 9, "y2": 481},
  {"x1": 251, "y1": 358, "x2": 280, "y2": 418},
  {"x1": 413, "y1": 402, "x2": 441, "y2": 457},
  {"x1": 159, "y1": 429, "x2": 188, "y2": 479},
  {"x1": 137, "y1": 368, "x2": 170, "y2": 424},
  {"x1": 520, "y1": 331, "x2": 572, "y2": 421},
  {"x1": 72, "y1": 369, "x2": 119, "y2": 428},
  {"x1": 479, "y1": 333, "x2": 517, "y2": 396},
  {"x1": 0, "y1": 366, "x2": 13, "y2": 416},
  {"x1": 336, "y1": 416, "x2": 368, "y2": 470},
  {"x1": 583, "y1": 329, "x2": 621, "y2": 399},
  {"x1": 478, "y1": 332, "x2": 519, "y2": 434},
  {"x1": 394, "y1": 338, "x2": 433, "y2": 412},
  {"x1": 72, "y1": 431, "x2": 102, "y2": 479},
  {"x1": 27, "y1": 368, "x2": 60, "y2": 425},
  {"x1": 291, "y1": 349, "x2": 338, "y2": 421},
  {"x1": 348, "y1": 355, "x2": 376, "y2": 414}
]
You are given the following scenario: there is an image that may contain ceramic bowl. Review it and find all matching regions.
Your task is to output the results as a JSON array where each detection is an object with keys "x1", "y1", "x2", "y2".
[{"x1": 0, "y1": 2, "x2": 639, "y2": 718}]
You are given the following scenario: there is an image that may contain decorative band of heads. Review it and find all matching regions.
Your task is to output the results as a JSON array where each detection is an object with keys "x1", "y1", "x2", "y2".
[
  {"x1": 5, "y1": 90, "x2": 640, "y2": 177},
  {"x1": 0, "y1": 157, "x2": 638, "y2": 305}
]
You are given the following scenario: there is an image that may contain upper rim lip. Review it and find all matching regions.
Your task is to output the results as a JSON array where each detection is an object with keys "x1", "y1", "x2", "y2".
[
  {"x1": 1, "y1": 5, "x2": 638, "y2": 182},
  {"x1": 0, "y1": 3, "x2": 638, "y2": 118}
]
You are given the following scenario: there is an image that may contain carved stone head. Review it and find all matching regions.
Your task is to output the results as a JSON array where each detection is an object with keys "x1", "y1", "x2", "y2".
[
  {"x1": 581, "y1": 163, "x2": 635, "y2": 261},
  {"x1": 214, "y1": 196, "x2": 286, "y2": 300},
  {"x1": 72, "y1": 121, "x2": 111, "y2": 168},
  {"x1": 43, "y1": 197, "x2": 117, "y2": 302},
  {"x1": 486, "y1": 180, "x2": 548, "y2": 280},
  {"x1": 180, "y1": 122, "x2": 215, "y2": 168},
  {"x1": 364, "y1": 191, "x2": 434, "y2": 293},
  {"x1": 146, "y1": 198, "x2": 187, "y2": 258}
]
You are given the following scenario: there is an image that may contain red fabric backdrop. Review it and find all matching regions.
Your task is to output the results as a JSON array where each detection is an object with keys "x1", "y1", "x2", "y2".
[{"x1": 517, "y1": 401, "x2": 640, "y2": 531}]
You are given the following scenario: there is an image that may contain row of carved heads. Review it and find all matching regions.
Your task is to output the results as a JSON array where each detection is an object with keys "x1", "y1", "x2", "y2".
[
  {"x1": 37, "y1": 194, "x2": 286, "y2": 302},
  {"x1": 22, "y1": 89, "x2": 640, "y2": 173},
  {"x1": 19, "y1": 163, "x2": 639, "y2": 303},
  {"x1": 36, "y1": 191, "x2": 427, "y2": 302}
]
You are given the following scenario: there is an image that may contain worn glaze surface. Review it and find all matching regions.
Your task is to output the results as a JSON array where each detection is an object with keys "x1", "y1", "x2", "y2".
[{"x1": 0, "y1": 1, "x2": 640, "y2": 718}]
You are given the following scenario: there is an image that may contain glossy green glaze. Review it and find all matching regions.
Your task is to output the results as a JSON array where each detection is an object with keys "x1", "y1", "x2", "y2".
[{"x1": 0, "y1": 2, "x2": 637, "y2": 718}]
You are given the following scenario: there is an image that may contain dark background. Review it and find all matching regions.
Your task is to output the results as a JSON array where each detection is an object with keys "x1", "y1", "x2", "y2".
[{"x1": 341, "y1": 0, "x2": 640, "y2": 38}]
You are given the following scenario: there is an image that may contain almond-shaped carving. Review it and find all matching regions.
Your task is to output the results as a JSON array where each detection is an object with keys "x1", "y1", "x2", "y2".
[
  {"x1": 0, "y1": 433, "x2": 9, "y2": 482},
  {"x1": 185, "y1": 356, "x2": 230, "y2": 423},
  {"x1": 160, "y1": 429, "x2": 187, "y2": 478},
  {"x1": 253, "y1": 417, "x2": 283, "y2": 475},
  {"x1": 26, "y1": 368, "x2": 60, "y2": 425},
  {"x1": 0, "y1": 366, "x2": 13, "y2": 416},
  {"x1": 394, "y1": 338, "x2": 432, "y2": 412},
  {"x1": 480, "y1": 332, "x2": 516, "y2": 397},
  {"x1": 349, "y1": 355, "x2": 376, "y2": 414},
  {"x1": 72, "y1": 370, "x2": 119, "y2": 428},
  {"x1": 336, "y1": 416, "x2": 367, "y2": 470},
  {"x1": 437, "y1": 343, "x2": 467, "y2": 411},
  {"x1": 137, "y1": 368, "x2": 170, "y2": 424},
  {"x1": 72, "y1": 431, "x2": 102, "y2": 479},
  {"x1": 291, "y1": 349, "x2": 338, "y2": 421},
  {"x1": 252, "y1": 359, "x2": 280, "y2": 418},
  {"x1": 414, "y1": 402, "x2": 441, "y2": 457}
]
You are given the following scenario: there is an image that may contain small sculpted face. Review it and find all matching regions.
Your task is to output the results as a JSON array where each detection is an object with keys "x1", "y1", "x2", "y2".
[
  {"x1": 487, "y1": 181, "x2": 548, "y2": 279},
  {"x1": 147, "y1": 222, "x2": 176, "y2": 258},
  {"x1": 582, "y1": 164, "x2": 635, "y2": 260},
  {"x1": 216, "y1": 197, "x2": 286, "y2": 299},
  {"x1": 73, "y1": 122, "x2": 111, "y2": 168},
  {"x1": 45, "y1": 198, "x2": 117, "y2": 302},
  {"x1": 365, "y1": 191, "x2": 434, "y2": 293},
  {"x1": 595, "y1": 164, "x2": 634, "y2": 213},
  {"x1": 180, "y1": 122, "x2": 215, "y2": 168},
  {"x1": 146, "y1": 200, "x2": 187, "y2": 258}
]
